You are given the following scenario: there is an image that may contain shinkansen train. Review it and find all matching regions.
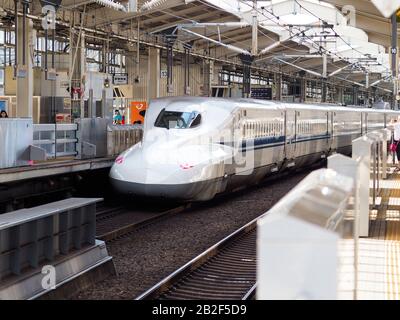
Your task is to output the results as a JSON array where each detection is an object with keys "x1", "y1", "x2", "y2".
[{"x1": 109, "y1": 96, "x2": 399, "y2": 201}]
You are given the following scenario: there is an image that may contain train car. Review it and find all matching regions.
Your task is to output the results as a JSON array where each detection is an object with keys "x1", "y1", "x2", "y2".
[{"x1": 109, "y1": 96, "x2": 399, "y2": 201}]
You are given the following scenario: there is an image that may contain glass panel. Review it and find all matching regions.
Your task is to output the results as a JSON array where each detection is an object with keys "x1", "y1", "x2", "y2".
[{"x1": 154, "y1": 109, "x2": 201, "y2": 129}]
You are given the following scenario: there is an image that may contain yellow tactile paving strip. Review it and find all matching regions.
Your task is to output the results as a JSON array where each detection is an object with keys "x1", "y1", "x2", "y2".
[{"x1": 363, "y1": 168, "x2": 400, "y2": 300}]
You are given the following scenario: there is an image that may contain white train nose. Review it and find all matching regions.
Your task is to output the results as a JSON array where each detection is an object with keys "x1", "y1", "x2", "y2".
[{"x1": 109, "y1": 143, "x2": 231, "y2": 200}]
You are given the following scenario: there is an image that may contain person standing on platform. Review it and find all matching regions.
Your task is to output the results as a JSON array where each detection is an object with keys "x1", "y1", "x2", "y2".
[
  {"x1": 113, "y1": 110, "x2": 122, "y2": 125},
  {"x1": 391, "y1": 117, "x2": 400, "y2": 172},
  {"x1": 0, "y1": 110, "x2": 8, "y2": 118}
]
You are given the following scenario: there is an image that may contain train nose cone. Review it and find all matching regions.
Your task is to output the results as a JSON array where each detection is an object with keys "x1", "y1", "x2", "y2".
[{"x1": 109, "y1": 143, "x2": 179, "y2": 197}]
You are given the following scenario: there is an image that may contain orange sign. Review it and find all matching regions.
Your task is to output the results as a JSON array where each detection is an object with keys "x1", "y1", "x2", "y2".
[{"x1": 130, "y1": 101, "x2": 147, "y2": 124}]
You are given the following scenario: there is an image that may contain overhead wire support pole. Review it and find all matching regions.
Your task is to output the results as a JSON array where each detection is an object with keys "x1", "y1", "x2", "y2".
[
  {"x1": 257, "y1": 28, "x2": 312, "y2": 58},
  {"x1": 14, "y1": 0, "x2": 18, "y2": 78},
  {"x1": 391, "y1": 12, "x2": 398, "y2": 110},
  {"x1": 179, "y1": 27, "x2": 251, "y2": 56},
  {"x1": 22, "y1": 0, "x2": 26, "y2": 66},
  {"x1": 274, "y1": 57, "x2": 323, "y2": 78},
  {"x1": 177, "y1": 22, "x2": 250, "y2": 29},
  {"x1": 251, "y1": 0, "x2": 258, "y2": 56},
  {"x1": 137, "y1": 17, "x2": 140, "y2": 79},
  {"x1": 328, "y1": 63, "x2": 357, "y2": 77}
]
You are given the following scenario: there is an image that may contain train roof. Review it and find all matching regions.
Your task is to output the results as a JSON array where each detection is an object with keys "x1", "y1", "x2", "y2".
[{"x1": 150, "y1": 96, "x2": 400, "y2": 114}]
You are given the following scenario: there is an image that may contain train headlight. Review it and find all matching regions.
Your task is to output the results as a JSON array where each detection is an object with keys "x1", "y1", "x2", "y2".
[
  {"x1": 115, "y1": 156, "x2": 124, "y2": 164},
  {"x1": 179, "y1": 163, "x2": 194, "y2": 170}
]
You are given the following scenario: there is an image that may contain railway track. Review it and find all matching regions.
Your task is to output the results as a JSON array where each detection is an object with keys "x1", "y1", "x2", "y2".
[
  {"x1": 136, "y1": 215, "x2": 260, "y2": 300},
  {"x1": 96, "y1": 203, "x2": 190, "y2": 242}
]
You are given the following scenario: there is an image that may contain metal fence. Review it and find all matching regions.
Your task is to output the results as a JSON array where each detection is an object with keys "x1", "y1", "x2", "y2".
[
  {"x1": 32, "y1": 122, "x2": 143, "y2": 160},
  {"x1": 33, "y1": 124, "x2": 78, "y2": 158},
  {"x1": 107, "y1": 124, "x2": 143, "y2": 156}
]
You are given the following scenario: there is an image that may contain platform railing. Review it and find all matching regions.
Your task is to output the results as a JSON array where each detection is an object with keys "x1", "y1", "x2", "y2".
[
  {"x1": 33, "y1": 124, "x2": 78, "y2": 159},
  {"x1": 107, "y1": 124, "x2": 143, "y2": 156},
  {"x1": 257, "y1": 169, "x2": 356, "y2": 300}
]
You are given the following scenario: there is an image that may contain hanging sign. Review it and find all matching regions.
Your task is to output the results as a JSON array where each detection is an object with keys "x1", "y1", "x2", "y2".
[{"x1": 113, "y1": 73, "x2": 128, "y2": 85}]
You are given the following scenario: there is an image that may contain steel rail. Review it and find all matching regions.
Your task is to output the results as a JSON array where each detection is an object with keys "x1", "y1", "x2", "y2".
[{"x1": 135, "y1": 212, "x2": 265, "y2": 300}]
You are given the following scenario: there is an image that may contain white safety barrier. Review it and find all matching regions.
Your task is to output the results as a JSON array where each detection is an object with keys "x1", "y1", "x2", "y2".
[
  {"x1": 0, "y1": 118, "x2": 33, "y2": 169},
  {"x1": 258, "y1": 129, "x2": 391, "y2": 300},
  {"x1": 257, "y1": 169, "x2": 355, "y2": 300},
  {"x1": 33, "y1": 123, "x2": 78, "y2": 158},
  {"x1": 350, "y1": 129, "x2": 390, "y2": 237}
]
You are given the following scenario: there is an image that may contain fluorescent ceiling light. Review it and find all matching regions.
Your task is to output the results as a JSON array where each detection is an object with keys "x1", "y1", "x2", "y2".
[
  {"x1": 370, "y1": 0, "x2": 400, "y2": 18},
  {"x1": 279, "y1": 13, "x2": 319, "y2": 25}
]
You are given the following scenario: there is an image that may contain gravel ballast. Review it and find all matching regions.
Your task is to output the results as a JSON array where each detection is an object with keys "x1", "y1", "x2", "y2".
[{"x1": 71, "y1": 168, "x2": 314, "y2": 300}]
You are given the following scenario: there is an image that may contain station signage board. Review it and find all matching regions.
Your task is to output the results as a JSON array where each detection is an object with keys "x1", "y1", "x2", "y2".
[
  {"x1": 130, "y1": 101, "x2": 147, "y2": 125},
  {"x1": 113, "y1": 73, "x2": 128, "y2": 85}
]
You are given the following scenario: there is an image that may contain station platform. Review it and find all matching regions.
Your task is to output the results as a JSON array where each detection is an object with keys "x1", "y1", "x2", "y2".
[
  {"x1": 358, "y1": 165, "x2": 400, "y2": 299},
  {"x1": 0, "y1": 157, "x2": 115, "y2": 184}
]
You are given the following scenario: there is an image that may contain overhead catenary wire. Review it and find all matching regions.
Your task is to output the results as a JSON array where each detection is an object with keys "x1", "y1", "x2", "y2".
[
  {"x1": 235, "y1": 0, "x2": 386, "y2": 72},
  {"x1": 232, "y1": 0, "x2": 391, "y2": 90},
  {"x1": 182, "y1": 0, "x2": 387, "y2": 91},
  {"x1": 292, "y1": 0, "x2": 390, "y2": 73}
]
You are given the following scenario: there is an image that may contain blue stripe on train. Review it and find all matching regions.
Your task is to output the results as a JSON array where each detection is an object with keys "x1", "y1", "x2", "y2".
[{"x1": 219, "y1": 133, "x2": 331, "y2": 151}]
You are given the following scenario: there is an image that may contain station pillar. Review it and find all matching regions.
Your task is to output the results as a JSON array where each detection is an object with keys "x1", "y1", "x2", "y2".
[
  {"x1": 321, "y1": 81, "x2": 327, "y2": 103},
  {"x1": 391, "y1": 13, "x2": 398, "y2": 110},
  {"x1": 300, "y1": 78, "x2": 306, "y2": 103},
  {"x1": 69, "y1": 28, "x2": 86, "y2": 118},
  {"x1": 335, "y1": 86, "x2": 344, "y2": 105},
  {"x1": 352, "y1": 85, "x2": 359, "y2": 106},
  {"x1": 147, "y1": 47, "x2": 160, "y2": 101},
  {"x1": 274, "y1": 73, "x2": 282, "y2": 101},
  {"x1": 16, "y1": 18, "x2": 35, "y2": 118},
  {"x1": 202, "y1": 60, "x2": 212, "y2": 97}
]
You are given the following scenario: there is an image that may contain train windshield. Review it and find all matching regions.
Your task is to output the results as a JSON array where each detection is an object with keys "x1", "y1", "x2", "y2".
[{"x1": 154, "y1": 109, "x2": 201, "y2": 129}]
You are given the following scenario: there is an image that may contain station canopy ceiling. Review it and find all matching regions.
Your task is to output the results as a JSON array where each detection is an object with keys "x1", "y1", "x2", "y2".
[{"x1": 53, "y1": 0, "x2": 400, "y2": 91}]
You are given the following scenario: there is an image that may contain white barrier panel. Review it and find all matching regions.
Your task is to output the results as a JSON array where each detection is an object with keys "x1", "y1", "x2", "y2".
[
  {"x1": 33, "y1": 123, "x2": 78, "y2": 158},
  {"x1": 352, "y1": 136, "x2": 375, "y2": 237},
  {"x1": 328, "y1": 154, "x2": 360, "y2": 299},
  {"x1": 351, "y1": 129, "x2": 389, "y2": 237},
  {"x1": 257, "y1": 169, "x2": 354, "y2": 300},
  {"x1": 379, "y1": 129, "x2": 391, "y2": 180},
  {"x1": 0, "y1": 118, "x2": 33, "y2": 169}
]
